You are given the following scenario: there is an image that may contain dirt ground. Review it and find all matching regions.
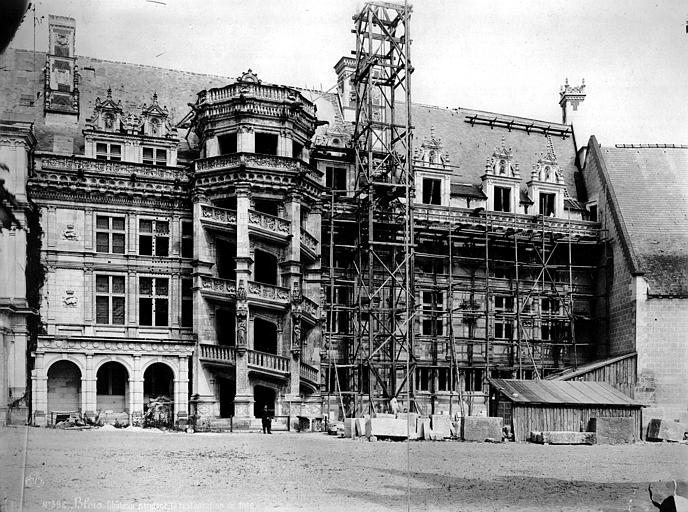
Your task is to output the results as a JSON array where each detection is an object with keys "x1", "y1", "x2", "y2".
[{"x1": 1, "y1": 426, "x2": 686, "y2": 512}]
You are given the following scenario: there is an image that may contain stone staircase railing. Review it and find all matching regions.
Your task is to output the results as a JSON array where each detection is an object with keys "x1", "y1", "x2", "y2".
[{"x1": 247, "y1": 350, "x2": 290, "y2": 374}]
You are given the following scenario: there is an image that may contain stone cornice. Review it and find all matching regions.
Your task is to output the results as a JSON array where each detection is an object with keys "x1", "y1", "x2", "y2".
[
  {"x1": 36, "y1": 153, "x2": 190, "y2": 181},
  {"x1": 37, "y1": 336, "x2": 194, "y2": 356},
  {"x1": 0, "y1": 121, "x2": 37, "y2": 148},
  {"x1": 30, "y1": 155, "x2": 191, "y2": 208},
  {"x1": 195, "y1": 153, "x2": 322, "y2": 203}
]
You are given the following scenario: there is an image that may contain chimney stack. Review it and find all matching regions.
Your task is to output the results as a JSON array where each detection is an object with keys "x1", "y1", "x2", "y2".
[{"x1": 559, "y1": 78, "x2": 586, "y2": 125}]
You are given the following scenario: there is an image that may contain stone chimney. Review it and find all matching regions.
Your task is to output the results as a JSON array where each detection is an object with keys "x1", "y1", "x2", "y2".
[
  {"x1": 559, "y1": 78, "x2": 585, "y2": 125},
  {"x1": 334, "y1": 56, "x2": 356, "y2": 123}
]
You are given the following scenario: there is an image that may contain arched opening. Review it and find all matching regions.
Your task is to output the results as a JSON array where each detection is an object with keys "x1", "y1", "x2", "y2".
[
  {"x1": 254, "y1": 318, "x2": 278, "y2": 354},
  {"x1": 96, "y1": 361, "x2": 129, "y2": 413},
  {"x1": 143, "y1": 363, "x2": 174, "y2": 402},
  {"x1": 216, "y1": 306, "x2": 236, "y2": 346},
  {"x1": 254, "y1": 249, "x2": 278, "y2": 285},
  {"x1": 253, "y1": 385, "x2": 276, "y2": 418},
  {"x1": 217, "y1": 377, "x2": 235, "y2": 418},
  {"x1": 47, "y1": 360, "x2": 82, "y2": 414},
  {"x1": 143, "y1": 362, "x2": 174, "y2": 427},
  {"x1": 216, "y1": 238, "x2": 236, "y2": 281}
]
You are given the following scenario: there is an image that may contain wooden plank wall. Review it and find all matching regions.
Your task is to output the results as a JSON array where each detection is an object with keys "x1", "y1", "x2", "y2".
[
  {"x1": 561, "y1": 355, "x2": 637, "y2": 398},
  {"x1": 510, "y1": 405, "x2": 641, "y2": 442}
]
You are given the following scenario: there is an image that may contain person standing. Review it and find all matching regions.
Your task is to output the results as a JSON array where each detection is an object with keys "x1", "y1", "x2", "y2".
[{"x1": 261, "y1": 405, "x2": 272, "y2": 434}]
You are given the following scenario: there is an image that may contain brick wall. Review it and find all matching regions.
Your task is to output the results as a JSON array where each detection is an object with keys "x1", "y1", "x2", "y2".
[
  {"x1": 583, "y1": 146, "x2": 636, "y2": 357},
  {"x1": 636, "y1": 288, "x2": 688, "y2": 420}
]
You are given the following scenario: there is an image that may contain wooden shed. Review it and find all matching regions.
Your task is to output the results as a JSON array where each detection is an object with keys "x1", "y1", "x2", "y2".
[{"x1": 489, "y1": 379, "x2": 643, "y2": 442}]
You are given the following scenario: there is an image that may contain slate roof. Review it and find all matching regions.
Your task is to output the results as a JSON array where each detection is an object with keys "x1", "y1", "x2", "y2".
[
  {"x1": 490, "y1": 379, "x2": 642, "y2": 407},
  {"x1": 450, "y1": 183, "x2": 486, "y2": 199},
  {"x1": 409, "y1": 105, "x2": 582, "y2": 201},
  {"x1": 596, "y1": 144, "x2": 688, "y2": 296},
  {"x1": 1, "y1": 48, "x2": 584, "y2": 202}
]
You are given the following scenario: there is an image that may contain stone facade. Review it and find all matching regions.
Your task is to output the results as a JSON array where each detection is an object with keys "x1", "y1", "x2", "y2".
[
  {"x1": 0, "y1": 121, "x2": 36, "y2": 425},
  {"x1": 3, "y1": 9, "x2": 683, "y2": 429}
]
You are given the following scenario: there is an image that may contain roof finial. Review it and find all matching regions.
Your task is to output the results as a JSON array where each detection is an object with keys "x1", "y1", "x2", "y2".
[
  {"x1": 107, "y1": 87, "x2": 112, "y2": 99},
  {"x1": 152, "y1": 92, "x2": 158, "y2": 105}
]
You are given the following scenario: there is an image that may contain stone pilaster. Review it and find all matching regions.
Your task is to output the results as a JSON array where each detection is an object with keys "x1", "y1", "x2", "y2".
[{"x1": 130, "y1": 355, "x2": 143, "y2": 425}]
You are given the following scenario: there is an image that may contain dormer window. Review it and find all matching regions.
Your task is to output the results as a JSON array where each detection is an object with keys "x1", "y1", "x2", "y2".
[
  {"x1": 150, "y1": 118, "x2": 161, "y2": 136},
  {"x1": 96, "y1": 142, "x2": 121, "y2": 161},
  {"x1": 539, "y1": 192, "x2": 556, "y2": 216},
  {"x1": 494, "y1": 186, "x2": 511, "y2": 212},
  {"x1": 142, "y1": 147, "x2": 167, "y2": 166},
  {"x1": 422, "y1": 177, "x2": 442, "y2": 205}
]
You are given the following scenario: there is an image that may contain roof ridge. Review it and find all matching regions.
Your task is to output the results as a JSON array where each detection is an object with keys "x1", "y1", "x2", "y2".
[{"x1": 613, "y1": 143, "x2": 688, "y2": 149}]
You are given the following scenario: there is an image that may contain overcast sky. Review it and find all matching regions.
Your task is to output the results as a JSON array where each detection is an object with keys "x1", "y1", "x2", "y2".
[{"x1": 11, "y1": 0, "x2": 688, "y2": 145}]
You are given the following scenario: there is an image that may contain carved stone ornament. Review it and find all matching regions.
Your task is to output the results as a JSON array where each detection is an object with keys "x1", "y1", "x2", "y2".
[
  {"x1": 62, "y1": 224, "x2": 79, "y2": 241},
  {"x1": 63, "y1": 289, "x2": 78, "y2": 307},
  {"x1": 236, "y1": 280, "x2": 248, "y2": 301}
]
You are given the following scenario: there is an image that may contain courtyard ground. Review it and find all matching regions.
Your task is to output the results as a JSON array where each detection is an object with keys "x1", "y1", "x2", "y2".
[{"x1": 1, "y1": 426, "x2": 686, "y2": 512}]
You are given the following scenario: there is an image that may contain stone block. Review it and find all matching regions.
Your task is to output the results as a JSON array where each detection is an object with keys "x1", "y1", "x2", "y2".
[
  {"x1": 356, "y1": 418, "x2": 368, "y2": 436},
  {"x1": 462, "y1": 416, "x2": 503, "y2": 442},
  {"x1": 418, "y1": 418, "x2": 431, "y2": 439},
  {"x1": 531, "y1": 431, "x2": 595, "y2": 445},
  {"x1": 431, "y1": 414, "x2": 452, "y2": 438},
  {"x1": 344, "y1": 418, "x2": 356, "y2": 438},
  {"x1": 426, "y1": 430, "x2": 444, "y2": 441},
  {"x1": 397, "y1": 412, "x2": 418, "y2": 433},
  {"x1": 365, "y1": 417, "x2": 408, "y2": 438},
  {"x1": 588, "y1": 417, "x2": 636, "y2": 444},
  {"x1": 646, "y1": 419, "x2": 688, "y2": 442}
]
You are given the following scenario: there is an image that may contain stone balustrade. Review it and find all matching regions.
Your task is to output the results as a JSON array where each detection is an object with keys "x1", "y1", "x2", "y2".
[
  {"x1": 414, "y1": 205, "x2": 599, "y2": 238},
  {"x1": 199, "y1": 276, "x2": 237, "y2": 297},
  {"x1": 199, "y1": 344, "x2": 236, "y2": 364},
  {"x1": 247, "y1": 350, "x2": 290, "y2": 374},
  {"x1": 301, "y1": 296, "x2": 319, "y2": 319},
  {"x1": 300, "y1": 228, "x2": 319, "y2": 253},
  {"x1": 200, "y1": 204, "x2": 237, "y2": 226},
  {"x1": 203, "y1": 83, "x2": 316, "y2": 117},
  {"x1": 299, "y1": 362, "x2": 319, "y2": 386},
  {"x1": 248, "y1": 209, "x2": 291, "y2": 237},
  {"x1": 247, "y1": 281, "x2": 290, "y2": 304}
]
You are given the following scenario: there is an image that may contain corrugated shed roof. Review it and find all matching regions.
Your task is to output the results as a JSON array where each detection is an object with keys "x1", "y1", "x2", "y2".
[
  {"x1": 599, "y1": 146, "x2": 688, "y2": 296},
  {"x1": 490, "y1": 379, "x2": 642, "y2": 407}
]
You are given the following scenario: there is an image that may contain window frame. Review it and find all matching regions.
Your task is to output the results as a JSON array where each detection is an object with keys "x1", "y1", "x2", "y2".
[
  {"x1": 139, "y1": 218, "x2": 170, "y2": 257},
  {"x1": 422, "y1": 177, "x2": 442, "y2": 205},
  {"x1": 181, "y1": 220, "x2": 193, "y2": 258},
  {"x1": 494, "y1": 186, "x2": 511, "y2": 212},
  {"x1": 139, "y1": 276, "x2": 169, "y2": 327},
  {"x1": 95, "y1": 215, "x2": 126, "y2": 254},
  {"x1": 255, "y1": 132, "x2": 279, "y2": 156},
  {"x1": 142, "y1": 146, "x2": 168, "y2": 167},
  {"x1": 95, "y1": 274, "x2": 126, "y2": 325},
  {"x1": 325, "y1": 166, "x2": 347, "y2": 196},
  {"x1": 421, "y1": 290, "x2": 444, "y2": 336},
  {"x1": 95, "y1": 142, "x2": 122, "y2": 161},
  {"x1": 539, "y1": 192, "x2": 556, "y2": 216},
  {"x1": 181, "y1": 277, "x2": 193, "y2": 328}
]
